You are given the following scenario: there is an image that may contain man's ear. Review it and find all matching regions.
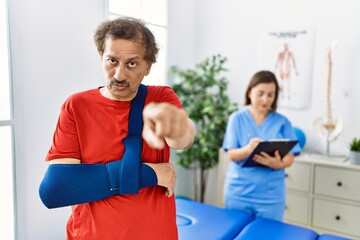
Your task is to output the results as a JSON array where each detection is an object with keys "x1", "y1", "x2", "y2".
[{"x1": 145, "y1": 62, "x2": 152, "y2": 76}]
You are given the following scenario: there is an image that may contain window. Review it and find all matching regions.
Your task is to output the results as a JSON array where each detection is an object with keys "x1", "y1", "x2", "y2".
[
  {"x1": 0, "y1": 0, "x2": 15, "y2": 239},
  {"x1": 108, "y1": 0, "x2": 168, "y2": 86}
]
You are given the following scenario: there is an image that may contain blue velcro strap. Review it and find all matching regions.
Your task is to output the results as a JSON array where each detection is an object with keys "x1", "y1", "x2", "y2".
[
  {"x1": 128, "y1": 84, "x2": 146, "y2": 136},
  {"x1": 119, "y1": 137, "x2": 142, "y2": 194},
  {"x1": 118, "y1": 84, "x2": 147, "y2": 194},
  {"x1": 74, "y1": 84, "x2": 147, "y2": 196},
  {"x1": 105, "y1": 160, "x2": 121, "y2": 191},
  {"x1": 140, "y1": 164, "x2": 158, "y2": 188}
]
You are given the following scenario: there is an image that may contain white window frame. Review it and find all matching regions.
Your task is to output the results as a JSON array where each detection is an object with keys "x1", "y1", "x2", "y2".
[{"x1": 0, "y1": 0, "x2": 16, "y2": 239}]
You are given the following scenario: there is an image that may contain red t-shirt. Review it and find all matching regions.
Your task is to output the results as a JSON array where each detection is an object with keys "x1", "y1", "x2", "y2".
[{"x1": 46, "y1": 86, "x2": 181, "y2": 240}]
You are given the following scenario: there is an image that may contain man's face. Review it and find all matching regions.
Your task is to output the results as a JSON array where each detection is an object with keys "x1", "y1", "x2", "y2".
[{"x1": 101, "y1": 37, "x2": 151, "y2": 101}]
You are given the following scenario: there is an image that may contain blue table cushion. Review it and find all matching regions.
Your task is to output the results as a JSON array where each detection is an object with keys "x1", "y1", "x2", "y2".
[
  {"x1": 176, "y1": 199, "x2": 255, "y2": 240},
  {"x1": 317, "y1": 234, "x2": 352, "y2": 240},
  {"x1": 233, "y1": 218, "x2": 319, "y2": 240}
]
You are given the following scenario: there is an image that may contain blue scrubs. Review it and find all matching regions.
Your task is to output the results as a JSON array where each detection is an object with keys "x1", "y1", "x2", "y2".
[{"x1": 222, "y1": 108, "x2": 301, "y2": 221}]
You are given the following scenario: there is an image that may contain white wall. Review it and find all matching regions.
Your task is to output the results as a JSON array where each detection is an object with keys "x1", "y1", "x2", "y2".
[
  {"x1": 168, "y1": 0, "x2": 360, "y2": 201},
  {"x1": 9, "y1": 0, "x2": 105, "y2": 239},
  {"x1": 168, "y1": 0, "x2": 198, "y2": 201}
]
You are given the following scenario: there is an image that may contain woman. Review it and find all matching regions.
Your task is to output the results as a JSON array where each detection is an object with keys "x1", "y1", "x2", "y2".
[{"x1": 222, "y1": 70, "x2": 301, "y2": 221}]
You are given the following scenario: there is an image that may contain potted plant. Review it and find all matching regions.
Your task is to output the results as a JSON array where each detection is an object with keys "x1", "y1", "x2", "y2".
[
  {"x1": 349, "y1": 137, "x2": 360, "y2": 165},
  {"x1": 169, "y1": 54, "x2": 237, "y2": 202}
]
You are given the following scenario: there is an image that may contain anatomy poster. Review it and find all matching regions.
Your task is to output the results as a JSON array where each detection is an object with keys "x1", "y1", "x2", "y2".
[{"x1": 258, "y1": 29, "x2": 315, "y2": 109}]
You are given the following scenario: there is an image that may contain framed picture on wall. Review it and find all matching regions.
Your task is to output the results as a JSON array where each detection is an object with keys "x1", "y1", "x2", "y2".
[{"x1": 258, "y1": 29, "x2": 315, "y2": 109}]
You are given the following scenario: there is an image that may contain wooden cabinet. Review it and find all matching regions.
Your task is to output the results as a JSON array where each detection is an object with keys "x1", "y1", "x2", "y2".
[
  {"x1": 285, "y1": 154, "x2": 360, "y2": 239},
  {"x1": 217, "y1": 151, "x2": 360, "y2": 238},
  {"x1": 286, "y1": 162, "x2": 311, "y2": 192},
  {"x1": 314, "y1": 166, "x2": 360, "y2": 201},
  {"x1": 285, "y1": 193, "x2": 310, "y2": 225},
  {"x1": 312, "y1": 198, "x2": 360, "y2": 237},
  {"x1": 284, "y1": 161, "x2": 312, "y2": 226}
]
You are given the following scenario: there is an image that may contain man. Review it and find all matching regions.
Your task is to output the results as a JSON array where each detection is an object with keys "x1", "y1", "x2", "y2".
[{"x1": 39, "y1": 17, "x2": 195, "y2": 239}]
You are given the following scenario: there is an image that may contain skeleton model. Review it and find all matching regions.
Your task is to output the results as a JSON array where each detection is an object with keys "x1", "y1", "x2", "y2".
[{"x1": 313, "y1": 40, "x2": 343, "y2": 156}]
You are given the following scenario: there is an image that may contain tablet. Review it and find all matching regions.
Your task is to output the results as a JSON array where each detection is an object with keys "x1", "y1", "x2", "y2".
[{"x1": 242, "y1": 140, "x2": 298, "y2": 167}]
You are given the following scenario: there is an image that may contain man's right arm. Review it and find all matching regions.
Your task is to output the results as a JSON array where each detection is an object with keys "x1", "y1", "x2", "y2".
[
  {"x1": 49, "y1": 158, "x2": 176, "y2": 197},
  {"x1": 49, "y1": 158, "x2": 80, "y2": 164},
  {"x1": 39, "y1": 158, "x2": 175, "y2": 209}
]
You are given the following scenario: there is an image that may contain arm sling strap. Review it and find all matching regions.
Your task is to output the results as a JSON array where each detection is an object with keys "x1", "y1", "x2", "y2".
[{"x1": 39, "y1": 84, "x2": 157, "y2": 209}]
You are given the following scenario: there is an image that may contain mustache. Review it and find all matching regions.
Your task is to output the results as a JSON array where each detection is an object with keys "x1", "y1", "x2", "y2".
[{"x1": 109, "y1": 79, "x2": 131, "y2": 87}]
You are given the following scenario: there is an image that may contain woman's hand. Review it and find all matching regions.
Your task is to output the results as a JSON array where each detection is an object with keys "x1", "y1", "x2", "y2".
[
  {"x1": 246, "y1": 138, "x2": 263, "y2": 154},
  {"x1": 253, "y1": 150, "x2": 284, "y2": 169},
  {"x1": 227, "y1": 138, "x2": 262, "y2": 161},
  {"x1": 253, "y1": 151, "x2": 295, "y2": 169}
]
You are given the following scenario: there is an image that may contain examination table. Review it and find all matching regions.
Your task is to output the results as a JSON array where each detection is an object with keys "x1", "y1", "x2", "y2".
[{"x1": 176, "y1": 198, "x2": 351, "y2": 240}]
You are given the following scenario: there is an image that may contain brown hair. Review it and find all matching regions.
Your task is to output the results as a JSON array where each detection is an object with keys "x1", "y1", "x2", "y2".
[
  {"x1": 94, "y1": 17, "x2": 159, "y2": 63},
  {"x1": 244, "y1": 70, "x2": 280, "y2": 110}
]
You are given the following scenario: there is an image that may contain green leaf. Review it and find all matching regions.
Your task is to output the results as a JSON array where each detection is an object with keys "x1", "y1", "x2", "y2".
[
  {"x1": 350, "y1": 137, "x2": 360, "y2": 152},
  {"x1": 170, "y1": 54, "x2": 237, "y2": 171}
]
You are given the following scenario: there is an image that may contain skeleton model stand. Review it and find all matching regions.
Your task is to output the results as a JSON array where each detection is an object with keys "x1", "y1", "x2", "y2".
[{"x1": 313, "y1": 40, "x2": 343, "y2": 156}]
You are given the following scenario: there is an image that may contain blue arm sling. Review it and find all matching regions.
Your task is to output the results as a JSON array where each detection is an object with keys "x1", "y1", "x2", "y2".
[{"x1": 39, "y1": 84, "x2": 157, "y2": 209}]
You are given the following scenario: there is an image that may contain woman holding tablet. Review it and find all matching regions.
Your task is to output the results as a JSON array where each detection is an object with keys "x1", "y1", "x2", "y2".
[{"x1": 222, "y1": 70, "x2": 301, "y2": 221}]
